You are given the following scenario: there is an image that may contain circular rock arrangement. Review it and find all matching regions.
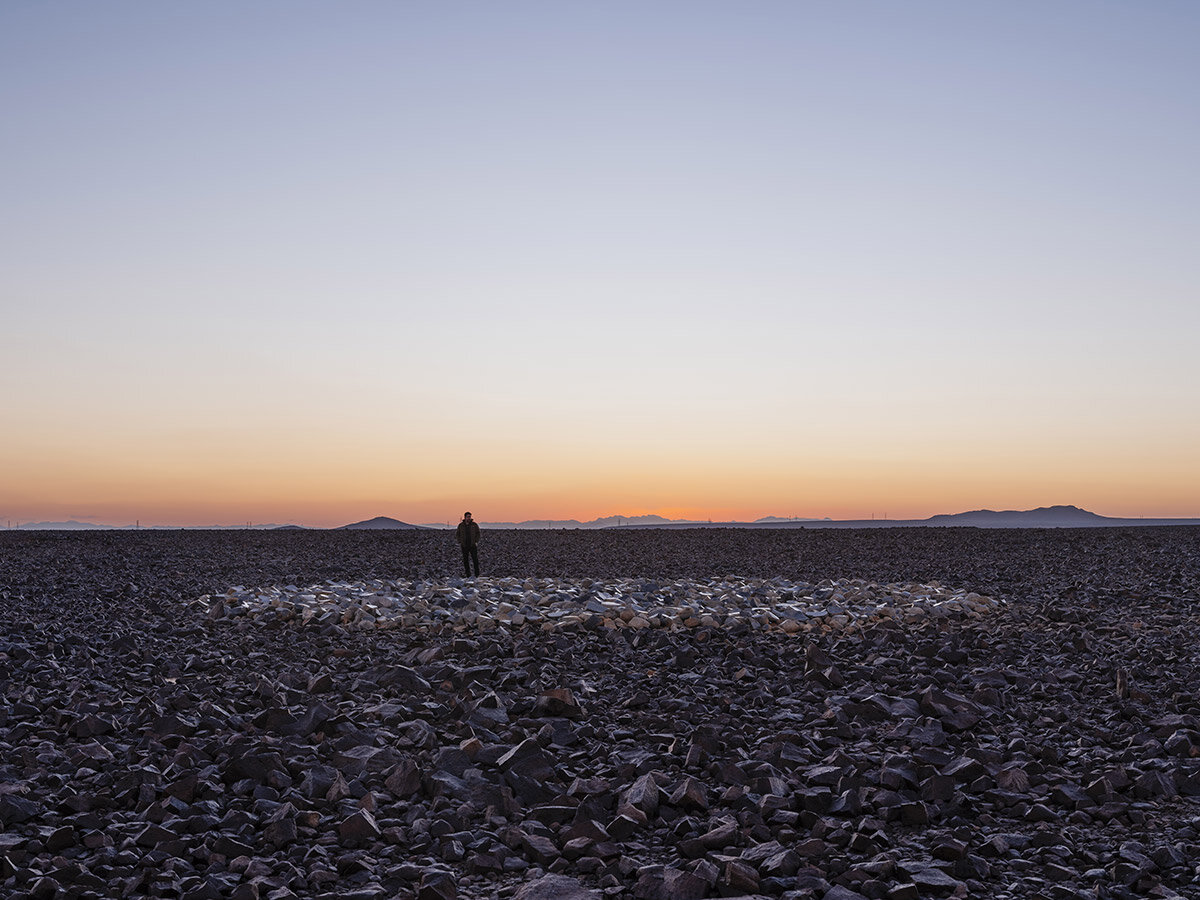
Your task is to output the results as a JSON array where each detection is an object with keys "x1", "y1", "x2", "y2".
[{"x1": 195, "y1": 576, "x2": 1002, "y2": 635}]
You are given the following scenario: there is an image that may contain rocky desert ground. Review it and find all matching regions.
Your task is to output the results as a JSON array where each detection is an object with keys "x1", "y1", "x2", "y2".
[{"x1": 2, "y1": 526, "x2": 1198, "y2": 900}]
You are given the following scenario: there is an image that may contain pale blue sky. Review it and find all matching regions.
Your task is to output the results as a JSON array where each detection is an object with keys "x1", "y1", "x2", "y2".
[{"x1": 3, "y1": 2, "x2": 1198, "y2": 523}]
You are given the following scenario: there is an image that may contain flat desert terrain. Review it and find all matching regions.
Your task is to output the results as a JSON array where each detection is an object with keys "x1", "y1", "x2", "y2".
[{"x1": 2, "y1": 527, "x2": 1198, "y2": 900}]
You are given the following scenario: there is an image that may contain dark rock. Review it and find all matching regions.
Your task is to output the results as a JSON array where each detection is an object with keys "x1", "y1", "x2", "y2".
[
  {"x1": 519, "y1": 831, "x2": 560, "y2": 865},
  {"x1": 211, "y1": 834, "x2": 254, "y2": 857},
  {"x1": 0, "y1": 795, "x2": 39, "y2": 825},
  {"x1": 908, "y1": 867, "x2": 964, "y2": 895},
  {"x1": 623, "y1": 773, "x2": 663, "y2": 816},
  {"x1": 514, "y1": 873, "x2": 601, "y2": 899},
  {"x1": 699, "y1": 821, "x2": 739, "y2": 850},
  {"x1": 226, "y1": 748, "x2": 286, "y2": 784},
  {"x1": 825, "y1": 887, "x2": 871, "y2": 900},
  {"x1": 662, "y1": 867, "x2": 709, "y2": 900},
  {"x1": 307, "y1": 672, "x2": 334, "y2": 693},
  {"x1": 417, "y1": 868, "x2": 457, "y2": 900},
  {"x1": 384, "y1": 758, "x2": 422, "y2": 797},
  {"x1": 378, "y1": 664, "x2": 432, "y2": 692},
  {"x1": 339, "y1": 809, "x2": 382, "y2": 846},
  {"x1": 135, "y1": 823, "x2": 180, "y2": 847},
  {"x1": 607, "y1": 812, "x2": 640, "y2": 840},
  {"x1": 632, "y1": 865, "x2": 711, "y2": 900},
  {"x1": 720, "y1": 859, "x2": 759, "y2": 893},
  {"x1": 1133, "y1": 770, "x2": 1177, "y2": 799},
  {"x1": 29, "y1": 877, "x2": 63, "y2": 900},
  {"x1": 668, "y1": 776, "x2": 708, "y2": 812},
  {"x1": 499, "y1": 738, "x2": 557, "y2": 780},
  {"x1": 535, "y1": 688, "x2": 582, "y2": 718},
  {"x1": 44, "y1": 825, "x2": 77, "y2": 852}
]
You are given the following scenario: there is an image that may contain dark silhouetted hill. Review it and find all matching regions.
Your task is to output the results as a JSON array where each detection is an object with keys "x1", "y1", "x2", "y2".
[
  {"x1": 340, "y1": 516, "x2": 426, "y2": 530},
  {"x1": 925, "y1": 505, "x2": 1107, "y2": 527}
]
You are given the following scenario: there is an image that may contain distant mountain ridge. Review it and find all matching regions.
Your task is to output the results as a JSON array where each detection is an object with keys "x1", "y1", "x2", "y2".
[
  {"x1": 924, "y1": 505, "x2": 1106, "y2": 527},
  {"x1": 754, "y1": 515, "x2": 834, "y2": 523},
  {"x1": 10, "y1": 520, "x2": 111, "y2": 530},
  {"x1": 7, "y1": 505, "x2": 1199, "y2": 531},
  {"x1": 614, "y1": 505, "x2": 1200, "y2": 530},
  {"x1": 6, "y1": 520, "x2": 295, "y2": 530},
  {"x1": 463, "y1": 514, "x2": 688, "y2": 529},
  {"x1": 339, "y1": 516, "x2": 427, "y2": 530}
]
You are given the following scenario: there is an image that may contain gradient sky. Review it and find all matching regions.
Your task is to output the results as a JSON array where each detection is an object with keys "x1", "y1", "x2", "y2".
[{"x1": 3, "y1": 2, "x2": 1198, "y2": 527}]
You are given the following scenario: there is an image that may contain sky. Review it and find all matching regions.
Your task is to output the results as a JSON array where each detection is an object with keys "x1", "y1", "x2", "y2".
[{"x1": 3, "y1": 1, "x2": 1198, "y2": 527}]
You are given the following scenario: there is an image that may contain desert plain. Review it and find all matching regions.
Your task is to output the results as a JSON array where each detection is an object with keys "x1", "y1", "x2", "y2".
[{"x1": 1, "y1": 526, "x2": 1198, "y2": 900}]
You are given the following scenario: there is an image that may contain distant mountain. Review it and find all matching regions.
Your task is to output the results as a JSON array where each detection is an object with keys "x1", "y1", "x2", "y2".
[
  {"x1": 10, "y1": 521, "x2": 299, "y2": 530},
  {"x1": 621, "y1": 505, "x2": 1200, "y2": 529},
  {"x1": 13, "y1": 520, "x2": 114, "y2": 530},
  {"x1": 119, "y1": 523, "x2": 295, "y2": 530},
  {"x1": 754, "y1": 516, "x2": 832, "y2": 523},
  {"x1": 475, "y1": 514, "x2": 698, "y2": 529},
  {"x1": 273, "y1": 524, "x2": 309, "y2": 531},
  {"x1": 591, "y1": 514, "x2": 681, "y2": 528},
  {"x1": 925, "y1": 505, "x2": 1107, "y2": 527},
  {"x1": 340, "y1": 516, "x2": 426, "y2": 530}
]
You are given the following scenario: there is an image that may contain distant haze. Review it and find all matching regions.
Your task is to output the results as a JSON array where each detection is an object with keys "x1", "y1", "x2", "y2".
[{"x1": 3, "y1": 3, "x2": 1198, "y2": 527}]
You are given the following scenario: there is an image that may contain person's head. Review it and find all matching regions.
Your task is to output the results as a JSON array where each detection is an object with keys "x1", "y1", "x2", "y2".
[{"x1": 463, "y1": 511, "x2": 472, "y2": 521}]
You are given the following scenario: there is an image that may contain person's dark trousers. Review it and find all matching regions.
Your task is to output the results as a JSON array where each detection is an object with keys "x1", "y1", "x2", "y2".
[{"x1": 462, "y1": 546, "x2": 479, "y2": 577}]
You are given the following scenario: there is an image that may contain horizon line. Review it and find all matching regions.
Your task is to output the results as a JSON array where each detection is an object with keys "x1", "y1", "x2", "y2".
[{"x1": 7, "y1": 504, "x2": 1200, "y2": 531}]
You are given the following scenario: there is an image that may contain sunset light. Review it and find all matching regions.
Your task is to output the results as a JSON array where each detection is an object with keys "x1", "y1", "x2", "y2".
[{"x1": 4, "y1": 3, "x2": 1198, "y2": 527}]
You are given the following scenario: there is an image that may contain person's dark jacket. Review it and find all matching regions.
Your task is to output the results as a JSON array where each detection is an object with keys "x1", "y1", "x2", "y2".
[{"x1": 456, "y1": 519, "x2": 480, "y2": 548}]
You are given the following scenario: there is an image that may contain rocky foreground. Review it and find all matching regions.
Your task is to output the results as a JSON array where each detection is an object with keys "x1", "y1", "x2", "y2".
[{"x1": 1, "y1": 527, "x2": 1199, "y2": 900}]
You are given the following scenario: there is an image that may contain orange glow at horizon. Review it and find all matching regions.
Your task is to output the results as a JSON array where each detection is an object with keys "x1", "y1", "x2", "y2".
[{"x1": 5, "y1": 428, "x2": 1198, "y2": 526}]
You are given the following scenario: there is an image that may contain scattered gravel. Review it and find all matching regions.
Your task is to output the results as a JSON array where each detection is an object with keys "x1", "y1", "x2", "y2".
[{"x1": 2, "y1": 526, "x2": 1199, "y2": 900}]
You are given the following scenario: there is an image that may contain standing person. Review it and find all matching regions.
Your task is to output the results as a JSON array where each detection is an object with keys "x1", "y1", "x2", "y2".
[{"x1": 456, "y1": 511, "x2": 480, "y2": 577}]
